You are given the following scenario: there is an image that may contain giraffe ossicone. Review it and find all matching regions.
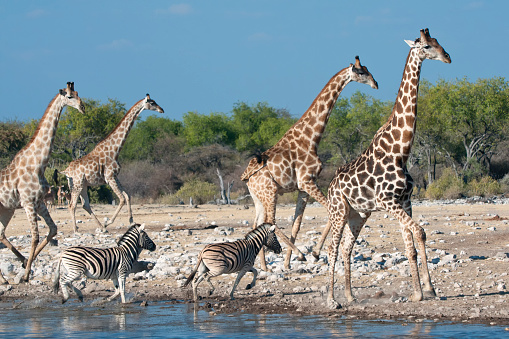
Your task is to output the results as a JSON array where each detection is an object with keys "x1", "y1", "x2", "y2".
[
  {"x1": 325, "y1": 28, "x2": 451, "y2": 309},
  {"x1": 63, "y1": 94, "x2": 164, "y2": 232},
  {"x1": 241, "y1": 56, "x2": 378, "y2": 271},
  {"x1": 0, "y1": 82, "x2": 85, "y2": 284}
]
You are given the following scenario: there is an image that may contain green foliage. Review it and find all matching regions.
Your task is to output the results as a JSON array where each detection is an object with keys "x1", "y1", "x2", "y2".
[
  {"x1": 0, "y1": 120, "x2": 28, "y2": 168},
  {"x1": 182, "y1": 111, "x2": 235, "y2": 148},
  {"x1": 321, "y1": 91, "x2": 391, "y2": 166},
  {"x1": 425, "y1": 168, "x2": 465, "y2": 200},
  {"x1": 121, "y1": 115, "x2": 183, "y2": 162},
  {"x1": 174, "y1": 179, "x2": 217, "y2": 205},
  {"x1": 467, "y1": 176, "x2": 501, "y2": 197},
  {"x1": 230, "y1": 102, "x2": 295, "y2": 152}
]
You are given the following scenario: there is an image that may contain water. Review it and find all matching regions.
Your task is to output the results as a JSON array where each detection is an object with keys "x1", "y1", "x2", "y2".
[{"x1": 0, "y1": 300, "x2": 507, "y2": 338}]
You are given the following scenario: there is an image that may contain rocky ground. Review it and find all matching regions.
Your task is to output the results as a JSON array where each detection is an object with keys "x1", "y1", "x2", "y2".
[{"x1": 0, "y1": 198, "x2": 508, "y2": 326}]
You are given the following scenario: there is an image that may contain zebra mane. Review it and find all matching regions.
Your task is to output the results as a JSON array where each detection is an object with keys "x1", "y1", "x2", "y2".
[
  {"x1": 117, "y1": 224, "x2": 140, "y2": 246},
  {"x1": 245, "y1": 224, "x2": 269, "y2": 240}
]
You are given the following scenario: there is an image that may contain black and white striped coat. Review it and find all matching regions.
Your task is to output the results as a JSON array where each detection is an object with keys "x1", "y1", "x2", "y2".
[
  {"x1": 184, "y1": 223, "x2": 282, "y2": 301},
  {"x1": 53, "y1": 223, "x2": 156, "y2": 303}
]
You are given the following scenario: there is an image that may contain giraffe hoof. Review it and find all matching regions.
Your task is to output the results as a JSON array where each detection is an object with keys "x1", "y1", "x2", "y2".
[
  {"x1": 312, "y1": 252, "x2": 320, "y2": 262},
  {"x1": 297, "y1": 254, "x2": 307, "y2": 262},
  {"x1": 423, "y1": 288, "x2": 437, "y2": 298},
  {"x1": 410, "y1": 292, "x2": 423, "y2": 302},
  {"x1": 246, "y1": 284, "x2": 252, "y2": 290}
]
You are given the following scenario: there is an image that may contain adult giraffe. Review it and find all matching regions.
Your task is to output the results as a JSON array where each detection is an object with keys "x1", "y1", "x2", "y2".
[
  {"x1": 241, "y1": 57, "x2": 378, "y2": 270},
  {"x1": 0, "y1": 82, "x2": 85, "y2": 283},
  {"x1": 63, "y1": 94, "x2": 164, "y2": 232},
  {"x1": 326, "y1": 29, "x2": 451, "y2": 309}
]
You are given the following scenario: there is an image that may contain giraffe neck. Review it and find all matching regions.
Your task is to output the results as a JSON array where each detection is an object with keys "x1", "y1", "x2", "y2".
[
  {"x1": 376, "y1": 48, "x2": 423, "y2": 163},
  {"x1": 277, "y1": 68, "x2": 350, "y2": 151},
  {"x1": 96, "y1": 99, "x2": 145, "y2": 159},
  {"x1": 21, "y1": 94, "x2": 67, "y2": 171}
]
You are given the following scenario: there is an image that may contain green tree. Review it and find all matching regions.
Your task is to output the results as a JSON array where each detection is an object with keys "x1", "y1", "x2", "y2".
[
  {"x1": 182, "y1": 111, "x2": 235, "y2": 148},
  {"x1": 121, "y1": 115, "x2": 183, "y2": 162},
  {"x1": 0, "y1": 120, "x2": 28, "y2": 168},
  {"x1": 230, "y1": 102, "x2": 294, "y2": 152}
]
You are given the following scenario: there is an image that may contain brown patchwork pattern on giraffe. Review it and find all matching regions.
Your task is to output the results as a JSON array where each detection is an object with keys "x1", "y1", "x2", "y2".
[
  {"x1": 241, "y1": 57, "x2": 378, "y2": 270},
  {"x1": 63, "y1": 94, "x2": 164, "y2": 232},
  {"x1": 324, "y1": 29, "x2": 451, "y2": 309},
  {"x1": 0, "y1": 82, "x2": 85, "y2": 284}
]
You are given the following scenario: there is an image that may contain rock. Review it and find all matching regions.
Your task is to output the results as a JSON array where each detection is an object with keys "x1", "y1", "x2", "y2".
[{"x1": 494, "y1": 252, "x2": 509, "y2": 260}]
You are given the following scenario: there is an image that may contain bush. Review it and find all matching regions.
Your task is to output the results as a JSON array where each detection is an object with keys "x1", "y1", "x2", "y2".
[
  {"x1": 467, "y1": 176, "x2": 501, "y2": 197},
  {"x1": 425, "y1": 168, "x2": 465, "y2": 200},
  {"x1": 174, "y1": 179, "x2": 217, "y2": 205}
]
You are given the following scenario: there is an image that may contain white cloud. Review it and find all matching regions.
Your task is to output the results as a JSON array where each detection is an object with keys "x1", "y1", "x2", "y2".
[
  {"x1": 155, "y1": 4, "x2": 193, "y2": 15},
  {"x1": 26, "y1": 9, "x2": 48, "y2": 18},
  {"x1": 97, "y1": 39, "x2": 133, "y2": 51}
]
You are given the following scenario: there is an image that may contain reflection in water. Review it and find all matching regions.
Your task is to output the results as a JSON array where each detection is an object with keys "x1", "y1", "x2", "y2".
[{"x1": 0, "y1": 301, "x2": 506, "y2": 338}]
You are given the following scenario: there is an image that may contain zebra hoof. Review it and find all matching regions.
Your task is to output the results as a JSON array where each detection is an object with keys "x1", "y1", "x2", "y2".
[
  {"x1": 61, "y1": 299, "x2": 67, "y2": 304},
  {"x1": 78, "y1": 296, "x2": 84, "y2": 302},
  {"x1": 246, "y1": 284, "x2": 252, "y2": 290}
]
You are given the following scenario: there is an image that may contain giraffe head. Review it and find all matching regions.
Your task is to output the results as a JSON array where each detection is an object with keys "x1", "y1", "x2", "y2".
[
  {"x1": 143, "y1": 94, "x2": 165, "y2": 113},
  {"x1": 348, "y1": 56, "x2": 378, "y2": 89},
  {"x1": 404, "y1": 28, "x2": 451, "y2": 64},
  {"x1": 59, "y1": 82, "x2": 85, "y2": 114}
]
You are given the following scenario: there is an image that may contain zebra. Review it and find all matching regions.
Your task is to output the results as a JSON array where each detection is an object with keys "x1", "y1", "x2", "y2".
[
  {"x1": 184, "y1": 223, "x2": 282, "y2": 301},
  {"x1": 53, "y1": 223, "x2": 156, "y2": 303}
]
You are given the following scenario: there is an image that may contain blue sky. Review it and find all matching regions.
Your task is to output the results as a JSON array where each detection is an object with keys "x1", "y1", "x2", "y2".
[{"x1": 0, "y1": 1, "x2": 507, "y2": 123}]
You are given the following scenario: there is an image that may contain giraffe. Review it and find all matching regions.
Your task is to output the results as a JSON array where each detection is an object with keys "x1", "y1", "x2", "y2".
[
  {"x1": 0, "y1": 82, "x2": 85, "y2": 283},
  {"x1": 241, "y1": 56, "x2": 378, "y2": 270},
  {"x1": 63, "y1": 94, "x2": 164, "y2": 232},
  {"x1": 325, "y1": 29, "x2": 451, "y2": 309}
]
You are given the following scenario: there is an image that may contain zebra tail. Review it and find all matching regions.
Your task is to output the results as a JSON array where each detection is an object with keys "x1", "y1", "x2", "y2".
[
  {"x1": 52, "y1": 259, "x2": 61, "y2": 294},
  {"x1": 183, "y1": 257, "x2": 202, "y2": 288}
]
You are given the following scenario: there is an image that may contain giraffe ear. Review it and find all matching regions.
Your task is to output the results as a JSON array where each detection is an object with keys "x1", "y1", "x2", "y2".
[{"x1": 404, "y1": 40, "x2": 416, "y2": 48}]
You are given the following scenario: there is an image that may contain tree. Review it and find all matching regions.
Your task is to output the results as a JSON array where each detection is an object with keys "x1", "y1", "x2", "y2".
[
  {"x1": 0, "y1": 120, "x2": 28, "y2": 168},
  {"x1": 230, "y1": 101, "x2": 295, "y2": 152},
  {"x1": 182, "y1": 111, "x2": 235, "y2": 148},
  {"x1": 321, "y1": 91, "x2": 391, "y2": 167},
  {"x1": 121, "y1": 115, "x2": 183, "y2": 162}
]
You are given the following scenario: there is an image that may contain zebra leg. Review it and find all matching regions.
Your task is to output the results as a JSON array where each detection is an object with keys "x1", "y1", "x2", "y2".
[
  {"x1": 108, "y1": 277, "x2": 121, "y2": 302},
  {"x1": 119, "y1": 274, "x2": 127, "y2": 303},
  {"x1": 191, "y1": 273, "x2": 207, "y2": 302},
  {"x1": 245, "y1": 267, "x2": 258, "y2": 290},
  {"x1": 230, "y1": 268, "x2": 249, "y2": 300},
  {"x1": 205, "y1": 276, "x2": 215, "y2": 296}
]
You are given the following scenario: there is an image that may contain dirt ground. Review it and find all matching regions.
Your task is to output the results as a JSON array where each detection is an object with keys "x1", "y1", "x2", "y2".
[{"x1": 0, "y1": 199, "x2": 508, "y2": 326}]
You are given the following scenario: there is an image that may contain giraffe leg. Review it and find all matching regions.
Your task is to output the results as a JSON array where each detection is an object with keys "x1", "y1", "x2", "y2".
[
  {"x1": 297, "y1": 180, "x2": 330, "y2": 261},
  {"x1": 79, "y1": 188, "x2": 104, "y2": 230},
  {"x1": 387, "y1": 205, "x2": 428, "y2": 302},
  {"x1": 105, "y1": 175, "x2": 129, "y2": 228},
  {"x1": 20, "y1": 202, "x2": 40, "y2": 282},
  {"x1": 339, "y1": 210, "x2": 369, "y2": 303},
  {"x1": 0, "y1": 207, "x2": 20, "y2": 284},
  {"x1": 33, "y1": 201, "x2": 58, "y2": 258},
  {"x1": 326, "y1": 196, "x2": 349, "y2": 309},
  {"x1": 312, "y1": 221, "x2": 331, "y2": 261},
  {"x1": 284, "y1": 190, "x2": 308, "y2": 269}
]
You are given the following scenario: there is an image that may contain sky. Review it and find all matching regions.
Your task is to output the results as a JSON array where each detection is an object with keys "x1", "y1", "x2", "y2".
[{"x1": 0, "y1": 1, "x2": 507, "y2": 123}]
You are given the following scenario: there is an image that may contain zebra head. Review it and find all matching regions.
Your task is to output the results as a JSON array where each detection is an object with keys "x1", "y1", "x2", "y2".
[
  {"x1": 262, "y1": 224, "x2": 282, "y2": 254},
  {"x1": 138, "y1": 224, "x2": 156, "y2": 252}
]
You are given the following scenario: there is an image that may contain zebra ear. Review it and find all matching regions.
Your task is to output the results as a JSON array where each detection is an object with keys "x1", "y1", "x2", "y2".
[
  {"x1": 139, "y1": 223, "x2": 145, "y2": 231},
  {"x1": 269, "y1": 225, "x2": 276, "y2": 232}
]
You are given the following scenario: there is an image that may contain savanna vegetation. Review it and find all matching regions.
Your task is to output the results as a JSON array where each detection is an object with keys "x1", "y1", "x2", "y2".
[{"x1": 2, "y1": 77, "x2": 509, "y2": 205}]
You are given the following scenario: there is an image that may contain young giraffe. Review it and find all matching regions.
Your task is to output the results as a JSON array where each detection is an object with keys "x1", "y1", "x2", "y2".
[
  {"x1": 0, "y1": 82, "x2": 85, "y2": 283},
  {"x1": 63, "y1": 94, "x2": 164, "y2": 232},
  {"x1": 241, "y1": 57, "x2": 378, "y2": 270},
  {"x1": 325, "y1": 29, "x2": 451, "y2": 309}
]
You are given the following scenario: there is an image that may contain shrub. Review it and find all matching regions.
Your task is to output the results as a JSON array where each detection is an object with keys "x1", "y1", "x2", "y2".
[
  {"x1": 425, "y1": 168, "x2": 465, "y2": 200},
  {"x1": 174, "y1": 179, "x2": 217, "y2": 205},
  {"x1": 467, "y1": 176, "x2": 501, "y2": 197}
]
